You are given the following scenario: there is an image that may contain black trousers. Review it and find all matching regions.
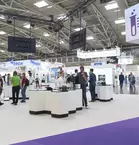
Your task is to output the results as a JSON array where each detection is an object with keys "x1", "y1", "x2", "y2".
[
  {"x1": 12, "y1": 86, "x2": 20, "y2": 104},
  {"x1": 0, "y1": 88, "x2": 3, "y2": 102},
  {"x1": 90, "y1": 86, "x2": 96, "y2": 101},
  {"x1": 120, "y1": 83, "x2": 123, "y2": 93},
  {"x1": 36, "y1": 81, "x2": 39, "y2": 88},
  {"x1": 81, "y1": 84, "x2": 87, "y2": 107}
]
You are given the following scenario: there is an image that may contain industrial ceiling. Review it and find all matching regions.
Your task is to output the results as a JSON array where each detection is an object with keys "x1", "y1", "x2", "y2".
[{"x1": 0, "y1": 0, "x2": 138, "y2": 61}]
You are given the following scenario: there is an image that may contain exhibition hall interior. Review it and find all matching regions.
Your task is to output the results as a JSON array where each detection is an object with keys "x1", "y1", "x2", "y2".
[{"x1": 0, "y1": 0, "x2": 139, "y2": 145}]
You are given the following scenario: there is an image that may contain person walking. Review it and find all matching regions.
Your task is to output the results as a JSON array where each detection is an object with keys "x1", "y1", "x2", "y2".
[
  {"x1": 89, "y1": 69, "x2": 96, "y2": 102},
  {"x1": 21, "y1": 73, "x2": 29, "y2": 103},
  {"x1": 78, "y1": 66, "x2": 88, "y2": 108},
  {"x1": 119, "y1": 72, "x2": 124, "y2": 94},
  {"x1": 0, "y1": 75, "x2": 4, "y2": 106},
  {"x1": 11, "y1": 71, "x2": 20, "y2": 105}
]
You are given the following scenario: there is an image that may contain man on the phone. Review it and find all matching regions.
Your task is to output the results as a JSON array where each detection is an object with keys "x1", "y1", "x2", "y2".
[{"x1": 78, "y1": 66, "x2": 88, "y2": 108}]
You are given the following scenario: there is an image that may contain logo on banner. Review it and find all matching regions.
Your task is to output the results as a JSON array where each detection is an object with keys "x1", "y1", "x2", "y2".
[
  {"x1": 30, "y1": 60, "x2": 40, "y2": 66},
  {"x1": 130, "y1": 9, "x2": 139, "y2": 36},
  {"x1": 10, "y1": 61, "x2": 23, "y2": 66},
  {"x1": 94, "y1": 62, "x2": 103, "y2": 66}
]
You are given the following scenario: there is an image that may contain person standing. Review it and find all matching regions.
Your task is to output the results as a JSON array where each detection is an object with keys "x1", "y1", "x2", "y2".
[
  {"x1": 2, "y1": 74, "x2": 6, "y2": 83},
  {"x1": 78, "y1": 66, "x2": 88, "y2": 108},
  {"x1": 72, "y1": 69, "x2": 79, "y2": 89},
  {"x1": 7, "y1": 73, "x2": 10, "y2": 86},
  {"x1": 11, "y1": 71, "x2": 20, "y2": 105},
  {"x1": 56, "y1": 71, "x2": 65, "y2": 88},
  {"x1": 35, "y1": 74, "x2": 39, "y2": 88},
  {"x1": 119, "y1": 72, "x2": 124, "y2": 93},
  {"x1": 21, "y1": 73, "x2": 29, "y2": 103},
  {"x1": 129, "y1": 72, "x2": 136, "y2": 94},
  {"x1": 0, "y1": 75, "x2": 4, "y2": 106},
  {"x1": 28, "y1": 72, "x2": 34, "y2": 85},
  {"x1": 89, "y1": 69, "x2": 96, "y2": 102},
  {"x1": 41, "y1": 74, "x2": 46, "y2": 83},
  {"x1": 125, "y1": 75, "x2": 128, "y2": 85}
]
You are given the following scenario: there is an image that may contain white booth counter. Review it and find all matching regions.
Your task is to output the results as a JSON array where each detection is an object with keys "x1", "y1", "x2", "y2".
[
  {"x1": 3, "y1": 86, "x2": 30, "y2": 100},
  {"x1": 96, "y1": 85, "x2": 113, "y2": 102},
  {"x1": 29, "y1": 90, "x2": 83, "y2": 118}
]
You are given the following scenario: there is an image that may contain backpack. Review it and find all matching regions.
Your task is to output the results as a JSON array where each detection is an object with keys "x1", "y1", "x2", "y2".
[{"x1": 25, "y1": 79, "x2": 29, "y2": 86}]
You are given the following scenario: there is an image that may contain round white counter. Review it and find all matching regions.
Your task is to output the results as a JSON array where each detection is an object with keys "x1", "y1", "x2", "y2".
[
  {"x1": 29, "y1": 90, "x2": 83, "y2": 118},
  {"x1": 96, "y1": 85, "x2": 113, "y2": 101}
]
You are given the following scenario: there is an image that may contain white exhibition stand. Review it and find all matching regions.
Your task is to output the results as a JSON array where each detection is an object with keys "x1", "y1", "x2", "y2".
[
  {"x1": 3, "y1": 86, "x2": 30, "y2": 100},
  {"x1": 29, "y1": 90, "x2": 83, "y2": 118},
  {"x1": 96, "y1": 85, "x2": 113, "y2": 101}
]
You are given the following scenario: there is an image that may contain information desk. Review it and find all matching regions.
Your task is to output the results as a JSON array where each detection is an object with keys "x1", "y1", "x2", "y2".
[
  {"x1": 96, "y1": 85, "x2": 113, "y2": 102},
  {"x1": 29, "y1": 90, "x2": 83, "y2": 118}
]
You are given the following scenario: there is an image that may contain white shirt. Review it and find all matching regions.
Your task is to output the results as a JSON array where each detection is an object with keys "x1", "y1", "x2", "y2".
[
  {"x1": 42, "y1": 76, "x2": 46, "y2": 81},
  {"x1": 28, "y1": 76, "x2": 34, "y2": 85},
  {"x1": 55, "y1": 77, "x2": 65, "y2": 88}
]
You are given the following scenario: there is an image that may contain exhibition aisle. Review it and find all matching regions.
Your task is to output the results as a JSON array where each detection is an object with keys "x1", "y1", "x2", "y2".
[
  {"x1": 1, "y1": 94, "x2": 139, "y2": 145},
  {"x1": 13, "y1": 117, "x2": 139, "y2": 145}
]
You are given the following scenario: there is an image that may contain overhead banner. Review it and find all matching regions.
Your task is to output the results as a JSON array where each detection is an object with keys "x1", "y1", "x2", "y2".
[
  {"x1": 0, "y1": 60, "x2": 41, "y2": 68},
  {"x1": 125, "y1": 3, "x2": 139, "y2": 44},
  {"x1": 77, "y1": 47, "x2": 120, "y2": 59},
  {"x1": 118, "y1": 56, "x2": 134, "y2": 65}
]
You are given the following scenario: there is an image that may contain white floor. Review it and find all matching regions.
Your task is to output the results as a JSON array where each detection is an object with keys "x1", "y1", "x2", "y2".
[{"x1": 1, "y1": 94, "x2": 139, "y2": 145}]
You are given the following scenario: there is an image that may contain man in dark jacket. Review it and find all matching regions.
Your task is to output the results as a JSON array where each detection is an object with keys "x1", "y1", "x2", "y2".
[
  {"x1": 78, "y1": 66, "x2": 88, "y2": 108},
  {"x1": 89, "y1": 69, "x2": 96, "y2": 102},
  {"x1": 119, "y1": 72, "x2": 124, "y2": 93}
]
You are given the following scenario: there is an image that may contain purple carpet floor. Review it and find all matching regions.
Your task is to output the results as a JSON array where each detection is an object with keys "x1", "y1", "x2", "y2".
[{"x1": 12, "y1": 117, "x2": 139, "y2": 145}]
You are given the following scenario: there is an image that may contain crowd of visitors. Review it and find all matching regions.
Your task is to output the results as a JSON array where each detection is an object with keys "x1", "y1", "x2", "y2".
[{"x1": 0, "y1": 66, "x2": 137, "y2": 107}]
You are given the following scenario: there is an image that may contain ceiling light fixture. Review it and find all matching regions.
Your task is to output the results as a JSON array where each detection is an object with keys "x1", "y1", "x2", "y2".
[
  {"x1": 34, "y1": 0, "x2": 49, "y2": 8},
  {"x1": 47, "y1": 5, "x2": 53, "y2": 8},
  {"x1": 57, "y1": 14, "x2": 67, "y2": 20},
  {"x1": 114, "y1": 9, "x2": 121, "y2": 12},
  {"x1": 1, "y1": 42, "x2": 5, "y2": 45},
  {"x1": 121, "y1": 31, "x2": 126, "y2": 35},
  {"x1": 60, "y1": 40, "x2": 64, "y2": 44},
  {"x1": 44, "y1": 33, "x2": 50, "y2": 37},
  {"x1": 0, "y1": 31, "x2": 6, "y2": 35},
  {"x1": 86, "y1": 36, "x2": 94, "y2": 40},
  {"x1": 23, "y1": 23, "x2": 31, "y2": 29},
  {"x1": 74, "y1": 27, "x2": 83, "y2": 31},
  {"x1": 0, "y1": 50, "x2": 5, "y2": 53},
  {"x1": 115, "y1": 19, "x2": 125, "y2": 24},
  {"x1": 105, "y1": 2, "x2": 119, "y2": 10},
  {"x1": 36, "y1": 44, "x2": 41, "y2": 47},
  {"x1": 0, "y1": 15, "x2": 5, "y2": 19}
]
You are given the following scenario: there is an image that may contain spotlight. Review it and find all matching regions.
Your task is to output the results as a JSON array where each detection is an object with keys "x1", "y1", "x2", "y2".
[{"x1": 7, "y1": 19, "x2": 12, "y2": 24}]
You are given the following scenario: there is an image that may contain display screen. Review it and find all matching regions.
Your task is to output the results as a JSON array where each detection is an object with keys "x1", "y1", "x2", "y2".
[
  {"x1": 69, "y1": 28, "x2": 86, "y2": 50},
  {"x1": 8, "y1": 36, "x2": 36, "y2": 53}
]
